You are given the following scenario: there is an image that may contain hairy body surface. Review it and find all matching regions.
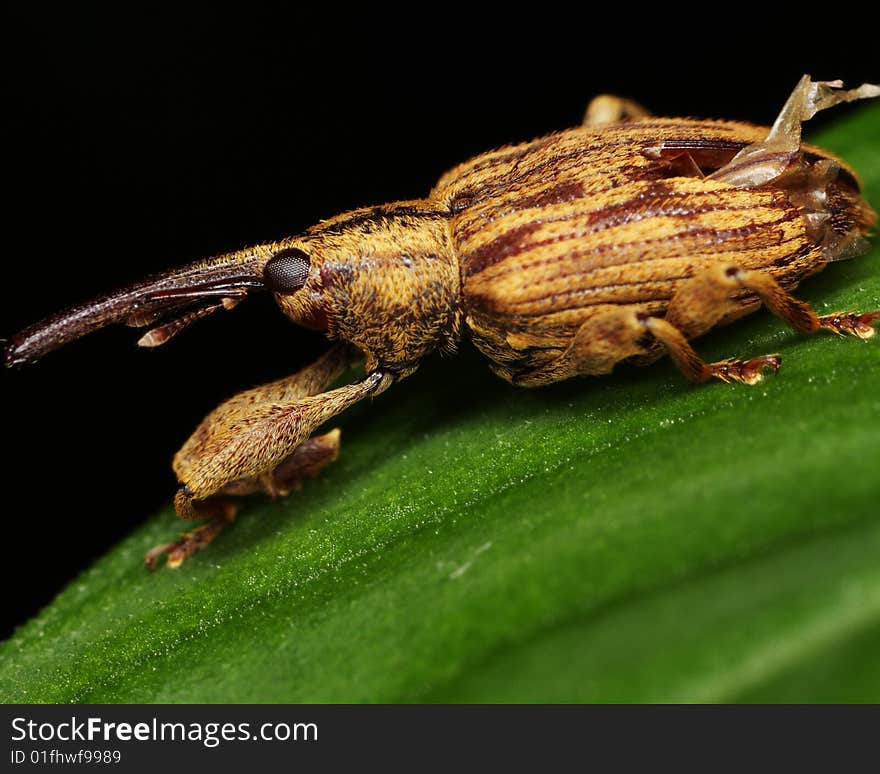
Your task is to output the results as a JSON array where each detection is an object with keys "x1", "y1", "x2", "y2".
[{"x1": 6, "y1": 76, "x2": 878, "y2": 566}]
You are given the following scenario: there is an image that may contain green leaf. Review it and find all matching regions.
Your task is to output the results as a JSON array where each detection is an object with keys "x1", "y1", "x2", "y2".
[{"x1": 2, "y1": 106, "x2": 879, "y2": 704}]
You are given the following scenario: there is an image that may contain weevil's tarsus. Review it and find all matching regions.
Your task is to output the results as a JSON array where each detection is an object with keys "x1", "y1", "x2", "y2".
[
  {"x1": 708, "y1": 355, "x2": 782, "y2": 386},
  {"x1": 818, "y1": 310, "x2": 880, "y2": 339},
  {"x1": 146, "y1": 431, "x2": 342, "y2": 568},
  {"x1": 712, "y1": 75, "x2": 880, "y2": 188},
  {"x1": 145, "y1": 510, "x2": 236, "y2": 570}
]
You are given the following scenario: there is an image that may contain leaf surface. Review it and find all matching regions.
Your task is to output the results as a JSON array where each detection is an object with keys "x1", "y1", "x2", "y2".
[{"x1": 2, "y1": 106, "x2": 879, "y2": 703}]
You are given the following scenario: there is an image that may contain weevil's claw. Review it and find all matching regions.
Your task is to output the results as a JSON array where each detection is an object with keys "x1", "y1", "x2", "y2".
[
  {"x1": 144, "y1": 541, "x2": 179, "y2": 571},
  {"x1": 710, "y1": 354, "x2": 781, "y2": 385},
  {"x1": 819, "y1": 310, "x2": 880, "y2": 340}
]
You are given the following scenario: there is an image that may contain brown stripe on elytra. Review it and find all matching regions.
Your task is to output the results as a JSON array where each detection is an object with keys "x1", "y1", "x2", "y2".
[
  {"x1": 509, "y1": 226, "x2": 805, "y2": 299},
  {"x1": 505, "y1": 211, "x2": 803, "y2": 288},
  {"x1": 459, "y1": 179, "x2": 680, "y2": 251},
  {"x1": 443, "y1": 133, "x2": 564, "y2": 183},
  {"x1": 462, "y1": 184, "x2": 786, "y2": 277},
  {"x1": 773, "y1": 241, "x2": 815, "y2": 268},
  {"x1": 465, "y1": 215, "x2": 805, "y2": 316},
  {"x1": 465, "y1": 221, "x2": 545, "y2": 276},
  {"x1": 452, "y1": 176, "x2": 587, "y2": 217},
  {"x1": 452, "y1": 142, "x2": 731, "y2": 242},
  {"x1": 446, "y1": 131, "x2": 657, "y2": 206},
  {"x1": 481, "y1": 123, "x2": 753, "y2": 192},
  {"x1": 441, "y1": 121, "x2": 757, "y2": 200},
  {"x1": 512, "y1": 180, "x2": 587, "y2": 211},
  {"x1": 468, "y1": 275, "x2": 691, "y2": 317}
]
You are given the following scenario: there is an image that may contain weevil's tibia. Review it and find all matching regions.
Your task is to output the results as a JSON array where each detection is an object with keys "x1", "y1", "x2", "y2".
[{"x1": 644, "y1": 316, "x2": 781, "y2": 386}]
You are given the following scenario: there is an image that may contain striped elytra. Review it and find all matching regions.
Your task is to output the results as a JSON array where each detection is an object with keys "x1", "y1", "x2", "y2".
[{"x1": 429, "y1": 117, "x2": 874, "y2": 381}]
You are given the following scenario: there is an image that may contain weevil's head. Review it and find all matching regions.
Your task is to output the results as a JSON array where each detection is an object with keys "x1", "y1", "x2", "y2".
[
  {"x1": 3, "y1": 201, "x2": 460, "y2": 371},
  {"x1": 264, "y1": 201, "x2": 461, "y2": 371}
]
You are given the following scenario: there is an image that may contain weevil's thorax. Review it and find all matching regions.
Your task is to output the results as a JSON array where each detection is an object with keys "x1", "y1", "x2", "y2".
[{"x1": 274, "y1": 201, "x2": 462, "y2": 374}]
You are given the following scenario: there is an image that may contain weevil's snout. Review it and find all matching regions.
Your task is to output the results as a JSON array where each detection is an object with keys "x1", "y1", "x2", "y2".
[{"x1": 4, "y1": 247, "x2": 274, "y2": 366}]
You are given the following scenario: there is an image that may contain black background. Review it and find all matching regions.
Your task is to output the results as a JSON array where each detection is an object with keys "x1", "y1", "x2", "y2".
[{"x1": 2, "y1": 7, "x2": 875, "y2": 638}]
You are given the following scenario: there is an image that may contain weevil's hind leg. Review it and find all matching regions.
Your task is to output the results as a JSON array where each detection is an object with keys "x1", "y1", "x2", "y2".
[
  {"x1": 654, "y1": 262, "x2": 879, "y2": 384},
  {"x1": 583, "y1": 95, "x2": 652, "y2": 126},
  {"x1": 145, "y1": 344, "x2": 395, "y2": 568},
  {"x1": 669, "y1": 263, "x2": 880, "y2": 340},
  {"x1": 145, "y1": 430, "x2": 342, "y2": 569},
  {"x1": 817, "y1": 311, "x2": 880, "y2": 339}
]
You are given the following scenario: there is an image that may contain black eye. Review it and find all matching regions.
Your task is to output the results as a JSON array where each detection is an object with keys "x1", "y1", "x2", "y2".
[{"x1": 264, "y1": 247, "x2": 310, "y2": 294}]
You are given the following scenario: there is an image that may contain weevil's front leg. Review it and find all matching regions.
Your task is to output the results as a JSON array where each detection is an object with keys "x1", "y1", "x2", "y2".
[
  {"x1": 583, "y1": 95, "x2": 651, "y2": 126},
  {"x1": 146, "y1": 344, "x2": 394, "y2": 568},
  {"x1": 145, "y1": 430, "x2": 342, "y2": 569}
]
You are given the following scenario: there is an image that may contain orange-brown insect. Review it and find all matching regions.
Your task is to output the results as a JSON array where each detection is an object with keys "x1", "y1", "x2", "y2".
[{"x1": 5, "y1": 75, "x2": 879, "y2": 568}]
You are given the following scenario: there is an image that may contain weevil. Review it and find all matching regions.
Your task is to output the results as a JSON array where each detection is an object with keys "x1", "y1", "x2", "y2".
[{"x1": 5, "y1": 75, "x2": 879, "y2": 568}]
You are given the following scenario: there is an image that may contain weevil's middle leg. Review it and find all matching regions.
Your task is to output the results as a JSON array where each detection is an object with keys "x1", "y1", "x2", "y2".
[
  {"x1": 643, "y1": 316, "x2": 781, "y2": 385},
  {"x1": 583, "y1": 95, "x2": 652, "y2": 127}
]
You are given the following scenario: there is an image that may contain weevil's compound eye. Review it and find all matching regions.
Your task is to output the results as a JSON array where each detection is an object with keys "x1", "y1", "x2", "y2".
[{"x1": 263, "y1": 247, "x2": 310, "y2": 294}]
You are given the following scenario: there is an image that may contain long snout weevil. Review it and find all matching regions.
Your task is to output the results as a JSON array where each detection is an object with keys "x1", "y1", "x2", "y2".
[{"x1": 6, "y1": 75, "x2": 879, "y2": 568}]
